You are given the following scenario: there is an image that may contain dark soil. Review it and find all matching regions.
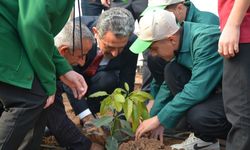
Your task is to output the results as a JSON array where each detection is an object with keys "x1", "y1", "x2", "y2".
[{"x1": 119, "y1": 138, "x2": 172, "y2": 150}]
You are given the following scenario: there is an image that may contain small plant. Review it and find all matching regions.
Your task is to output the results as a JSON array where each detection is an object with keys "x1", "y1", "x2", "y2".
[{"x1": 89, "y1": 83, "x2": 153, "y2": 150}]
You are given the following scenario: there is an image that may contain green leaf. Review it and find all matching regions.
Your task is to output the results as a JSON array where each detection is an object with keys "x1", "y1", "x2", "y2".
[
  {"x1": 92, "y1": 116, "x2": 114, "y2": 128},
  {"x1": 130, "y1": 95, "x2": 145, "y2": 103},
  {"x1": 124, "y1": 82, "x2": 129, "y2": 92},
  {"x1": 89, "y1": 91, "x2": 108, "y2": 98},
  {"x1": 99, "y1": 101, "x2": 106, "y2": 115},
  {"x1": 114, "y1": 94, "x2": 125, "y2": 103},
  {"x1": 137, "y1": 102, "x2": 143, "y2": 120},
  {"x1": 135, "y1": 91, "x2": 153, "y2": 99},
  {"x1": 113, "y1": 101, "x2": 123, "y2": 112},
  {"x1": 114, "y1": 88, "x2": 126, "y2": 94},
  {"x1": 120, "y1": 128, "x2": 134, "y2": 137},
  {"x1": 131, "y1": 104, "x2": 139, "y2": 132},
  {"x1": 141, "y1": 103, "x2": 150, "y2": 120},
  {"x1": 112, "y1": 117, "x2": 121, "y2": 133},
  {"x1": 120, "y1": 119, "x2": 132, "y2": 130},
  {"x1": 100, "y1": 96, "x2": 112, "y2": 115},
  {"x1": 129, "y1": 91, "x2": 153, "y2": 103},
  {"x1": 123, "y1": 98, "x2": 133, "y2": 120},
  {"x1": 105, "y1": 136, "x2": 119, "y2": 150}
]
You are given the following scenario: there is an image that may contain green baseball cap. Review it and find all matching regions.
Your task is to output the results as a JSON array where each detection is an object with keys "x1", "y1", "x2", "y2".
[{"x1": 130, "y1": 9, "x2": 180, "y2": 54}]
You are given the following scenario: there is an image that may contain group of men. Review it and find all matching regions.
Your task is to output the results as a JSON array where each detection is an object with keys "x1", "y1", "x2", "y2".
[{"x1": 0, "y1": 0, "x2": 250, "y2": 150}]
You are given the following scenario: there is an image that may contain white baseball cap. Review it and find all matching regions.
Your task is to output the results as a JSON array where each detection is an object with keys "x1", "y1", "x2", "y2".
[
  {"x1": 141, "y1": 0, "x2": 185, "y2": 16},
  {"x1": 130, "y1": 9, "x2": 180, "y2": 54}
]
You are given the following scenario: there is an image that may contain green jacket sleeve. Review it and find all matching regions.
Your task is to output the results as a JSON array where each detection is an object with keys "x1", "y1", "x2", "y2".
[
  {"x1": 150, "y1": 81, "x2": 173, "y2": 117},
  {"x1": 157, "y1": 33, "x2": 222, "y2": 128},
  {"x1": 17, "y1": 0, "x2": 73, "y2": 95},
  {"x1": 150, "y1": 79, "x2": 160, "y2": 98}
]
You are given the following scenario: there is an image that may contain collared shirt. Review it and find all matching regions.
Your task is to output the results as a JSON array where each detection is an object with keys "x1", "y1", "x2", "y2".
[{"x1": 151, "y1": 22, "x2": 222, "y2": 128}]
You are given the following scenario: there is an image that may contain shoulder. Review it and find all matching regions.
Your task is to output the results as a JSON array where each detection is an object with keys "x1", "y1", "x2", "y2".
[
  {"x1": 189, "y1": 2, "x2": 219, "y2": 25},
  {"x1": 184, "y1": 22, "x2": 220, "y2": 56}
]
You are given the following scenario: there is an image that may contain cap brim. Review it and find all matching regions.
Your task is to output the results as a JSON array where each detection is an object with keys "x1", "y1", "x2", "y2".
[
  {"x1": 140, "y1": 5, "x2": 166, "y2": 16},
  {"x1": 130, "y1": 38, "x2": 152, "y2": 54}
]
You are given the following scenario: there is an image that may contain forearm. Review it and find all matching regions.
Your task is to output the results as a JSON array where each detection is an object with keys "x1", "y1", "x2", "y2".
[{"x1": 226, "y1": 0, "x2": 250, "y2": 27}]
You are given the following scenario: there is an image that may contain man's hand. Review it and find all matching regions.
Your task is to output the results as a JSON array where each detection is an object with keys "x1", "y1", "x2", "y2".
[
  {"x1": 218, "y1": 25, "x2": 240, "y2": 59},
  {"x1": 135, "y1": 116, "x2": 160, "y2": 140},
  {"x1": 150, "y1": 125, "x2": 164, "y2": 144},
  {"x1": 44, "y1": 94, "x2": 55, "y2": 109},
  {"x1": 90, "y1": 142, "x2": 104, "y2": 150},
  {"x1": 60, "y1": 70, "x2": 88, "y2": 99},
  {"x1": 101, "y1": 0, "x2": 111, "y2": 7}
]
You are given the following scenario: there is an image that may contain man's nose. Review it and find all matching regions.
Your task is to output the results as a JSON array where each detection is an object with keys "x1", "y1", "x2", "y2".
[
  {"x1": 78, "y1": 58, "x2": 85, "y2": 66},
  {"x1": 111, "y1": 50, "x2": 119, "y2": 57}
]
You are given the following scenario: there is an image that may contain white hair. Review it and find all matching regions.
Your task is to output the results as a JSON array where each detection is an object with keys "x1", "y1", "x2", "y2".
[{"x1": 55, "y1": 21, "x2": 94, "y2": 52}]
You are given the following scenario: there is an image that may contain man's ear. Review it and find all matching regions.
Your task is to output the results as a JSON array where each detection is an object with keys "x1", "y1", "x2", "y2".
[
  {"x1": 176, "y1": 3, "x2": 184, "y2": 12},
  {"x1": 92, "y1": 27, "x2": 98, "y2": 39},
  {"x1": 169, "y1": 35, "x2": 177, "y2": 45},
  {"x1": 58, "y1": 45, "x2": 70, "y2": 56}
]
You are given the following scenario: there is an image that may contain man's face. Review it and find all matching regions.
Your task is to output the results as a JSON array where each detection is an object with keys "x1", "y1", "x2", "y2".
[
  {"x1": 149, "y1": 38, "x2": 176, "y2": 61},
  {"x1": 94, "y1": 30, "x2": 129, "y2": 59},
  {"x1": 63, "y1": 38, "x2": 92, "y2": 66}
]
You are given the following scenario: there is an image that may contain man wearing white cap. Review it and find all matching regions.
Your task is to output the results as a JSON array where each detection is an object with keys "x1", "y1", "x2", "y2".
[
  {"x1": 131, "y1": 9, "x2": 231, "y2": 150},
  {"x1": 141, "y1": 0, "x2": 220, "y2": 115},
  {"x1": 142, "y1": 0, "x2": 219, "y2": 24}
]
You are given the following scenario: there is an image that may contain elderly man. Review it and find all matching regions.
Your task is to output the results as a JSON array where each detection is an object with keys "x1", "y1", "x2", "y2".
[
  {"x1": 64, "y1": 7, "x2": 138, "y2": 130},
  {"x1": 45, "y1": 21, "x2": 103, "y2": 150},
  {"x1": 130, "y1": 9, "x2": 231, "y2": 150}
]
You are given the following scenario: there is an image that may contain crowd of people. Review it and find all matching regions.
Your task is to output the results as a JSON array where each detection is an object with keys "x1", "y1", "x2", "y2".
[{"x1": 0, "y1": 0, "x2": 249, "y2": 150}]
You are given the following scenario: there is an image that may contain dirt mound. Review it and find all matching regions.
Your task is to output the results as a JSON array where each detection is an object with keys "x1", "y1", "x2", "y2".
[{"x1": 119, "y1": 138, "x2": 172, "y2": 150}]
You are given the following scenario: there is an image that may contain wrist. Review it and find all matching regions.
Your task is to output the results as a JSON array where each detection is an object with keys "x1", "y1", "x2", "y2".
[{"x1": 154, "y1": 116, "x2": 161, "y2": 126}]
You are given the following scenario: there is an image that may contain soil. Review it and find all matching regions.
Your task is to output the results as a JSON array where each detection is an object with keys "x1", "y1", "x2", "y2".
[{"x1": 119, "y1": 138, "x2": 172, "y2": 150}]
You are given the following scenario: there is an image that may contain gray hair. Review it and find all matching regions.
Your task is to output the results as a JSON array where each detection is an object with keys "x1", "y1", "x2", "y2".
[
  {"x1": 96, "y1": 7, "x2": 135, "y2": 39},
  {"x1": 55, "y1": 20, "x2": 95, "y2": 53}
]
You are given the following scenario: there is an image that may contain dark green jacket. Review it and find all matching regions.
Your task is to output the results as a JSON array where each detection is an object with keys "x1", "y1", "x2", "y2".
[
  {"x1": 0, "y1": 0, "x2": 74, "y2": 95},
  {"x1": 151, "y1": 22, "x2": 222, "y2": 128},
  {"x1": 150, "y1": 2, "x2": 220, "y2": 119},
  {"x1": 150, "y1": 2, "x2": 220, "y2": 100}
]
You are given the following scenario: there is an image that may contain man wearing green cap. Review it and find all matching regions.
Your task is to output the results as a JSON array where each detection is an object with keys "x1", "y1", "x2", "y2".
[
  {"x1": 140, "y1": 0, "x2": 220, "y2": 114},
  {"x1": 131, "y1": 9, "x2": 231, "y2": 150}
]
